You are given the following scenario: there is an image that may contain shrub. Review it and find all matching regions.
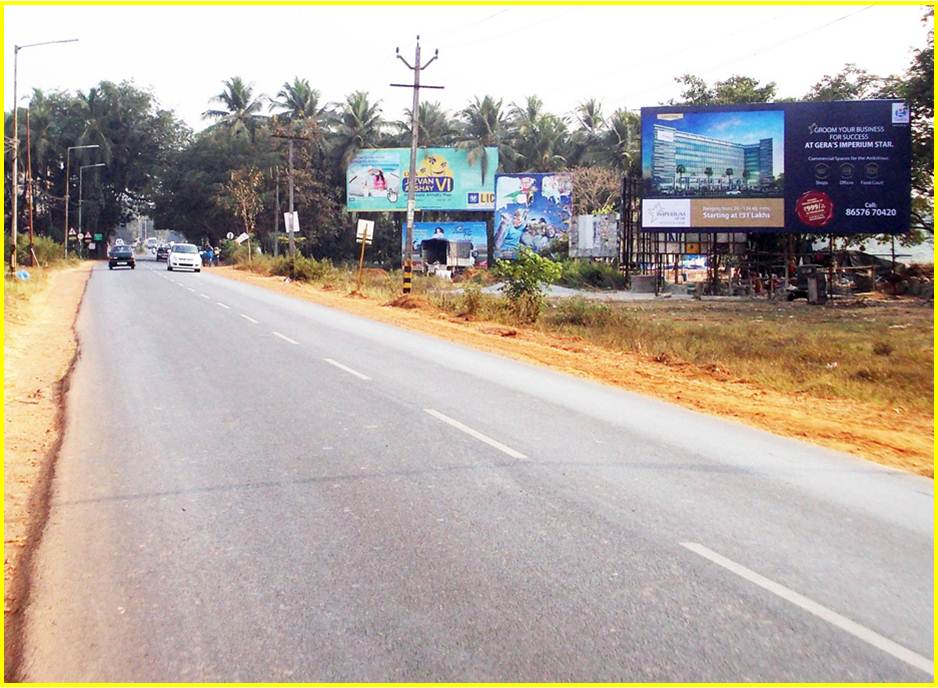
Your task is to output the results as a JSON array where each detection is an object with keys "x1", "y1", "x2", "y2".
[
  {"x1": 559, "y1": 260, "x2": 626, "y2": 290},
  {"x1": 547, "y1": 298, "x2": 612, "y2": 327},
  {"x1": 459, "y1": 283, "x2": 483, "y2": 317},
  {"x1": 493, "y1": 247, "x2": 562, "y2": 323},
  {"x1": 873, "y1": 341, "x2": 894, "y2": 356}
]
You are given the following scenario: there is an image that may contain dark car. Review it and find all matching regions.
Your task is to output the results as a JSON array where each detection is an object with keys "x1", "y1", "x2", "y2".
[
  {"x1": 155, "y1": 245, "x2": 170, "y2": 261},
  {"x1": 109, "y1": 245, "x2": 136, "y2": 270}
]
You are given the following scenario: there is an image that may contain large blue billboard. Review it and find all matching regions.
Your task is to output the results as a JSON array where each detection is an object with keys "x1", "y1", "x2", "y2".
[
  {"x1": 493, "y1": 173, "x2": 573, "y2": 259},
  {"x1": 640, "y1": 100, "x2": 911, "y2": 234},
  {"x1": 405, "y1": 221, "x2": 489, "y2": 269}
]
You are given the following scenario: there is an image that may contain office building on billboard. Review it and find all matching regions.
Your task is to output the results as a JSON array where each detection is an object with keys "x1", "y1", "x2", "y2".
[{"x1": 652, "y1": 124, "x2": 774, "y2": 193}]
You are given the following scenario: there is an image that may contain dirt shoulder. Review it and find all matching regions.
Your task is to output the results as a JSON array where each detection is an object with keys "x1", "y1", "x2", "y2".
[
  {"x1": 215, "y1": 266, "x2": 933, "y2": 478},
  {"x1": 4, "y1": 263, "x2": 92, "y2": 679}
]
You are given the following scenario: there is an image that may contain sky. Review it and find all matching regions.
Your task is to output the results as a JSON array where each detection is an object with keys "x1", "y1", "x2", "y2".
[{"x1": 4, "y1": 4, "x2": 930, "y2": 132}]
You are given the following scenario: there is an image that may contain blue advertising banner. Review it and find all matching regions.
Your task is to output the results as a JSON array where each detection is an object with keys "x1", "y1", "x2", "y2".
[
  {"x1": 406, "y1": 221, "x2": 489, "y2": 269},
  {"x1": 493, "y1": 173, "x2": 573, "y2": 259},
  {"x1": 346, "y1": 147, "x2": 498, "y2": 212},
  {"x1": 640, "y1": 100, "x2": 911, "y2": 234}
]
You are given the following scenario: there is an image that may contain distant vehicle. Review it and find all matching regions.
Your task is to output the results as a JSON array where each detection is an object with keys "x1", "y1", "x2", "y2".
[
  {"x1": 726, "y1": 190, "x2": 742, "y2": 196},
  {"x1": 155, "y1": 245, "x2": 170, "y2": 261},
  {"x1": 108, "y1": 245, "x2": 136, "y2": 270},
  {"x1": 167, "y1": 243, "x2": 202, "y2": 272},
  {"x1": 145, "y1": 238, "x2": 158, "y2": 250}
]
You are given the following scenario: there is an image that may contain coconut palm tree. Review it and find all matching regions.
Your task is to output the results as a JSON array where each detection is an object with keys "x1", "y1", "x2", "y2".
[
  {"x1": 202, "y1": 76, "x2": 266, "y2": 142},
  {"x1": 455, "y1": 95, "x2": 515, "y2": 182},
  {"x1": 329, "y1": 90, "x2": 383, "y2": 168},
  {"x1": 602, "y1": 108, "x2": 640, "y2": 175},
  {"x1": 270, "y1": 77, "x2": 330, "y2": 125},
  {"x1": 515, "y1": 114, "x2": 569, "y2": 172},
  {"x1": 570, "y1": 98, "x2": 606, "y2": 166},
  {"x1": 76, "y1": 86, "x2": 113, "y2": 163},
  {"x1": 675, "y1": 164, "x2": 686, "y2": 192},
  {"x1": 393, "y1": 101, "x2": 454, "y2": 147}
]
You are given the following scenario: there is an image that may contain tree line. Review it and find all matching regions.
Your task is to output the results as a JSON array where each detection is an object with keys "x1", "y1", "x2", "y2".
[{"x1": 4, "y1": 9, "x2": 931, "y2": 265}]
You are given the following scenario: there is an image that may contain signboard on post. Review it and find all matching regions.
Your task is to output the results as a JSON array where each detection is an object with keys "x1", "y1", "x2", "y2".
[
  {"x1": 284, "y1": 211, "x2": 300, "y2": 233},
  {"x1": 226, "y1": 232, "x2": 234, "y2": 240},
  {"x1": 493, "y1": 173, "x2": 573, "y2": 260},
  {"x1": 83, "y1": 232, "x2": 92, "y2": 243},
  {"x1": 346, "y1": 147, "x2": 498, "y2": 212},
  {"x1": 234, "y1": 233, "x2": 249, "y2": 245},
  {"x1": 639, "y1": 100, "x2": 912, "y2": 234},
  {"x1": 356, "y1": 219, "x2": 375, "y2": 244}
]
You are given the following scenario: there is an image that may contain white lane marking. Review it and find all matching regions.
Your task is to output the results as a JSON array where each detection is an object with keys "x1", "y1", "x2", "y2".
[
  {"x1": 187, "y1": 287, "x2": 196, "y2": 293},
  {"x1": 423, "y1": 409, "x2": 527, "y2": 459},
  {"x1": 271, "y1": 331, "x2": 299, "y2": 345},
  {"x1": 323, "y1": 358, "x2": 371, "y2": 381},
  {"x1": 239, "y1": 314, "x2": 258, "y2": 324},
  {"x1": 200, "y1": 293, "x2": 210, "y2": 299},
  {"x1": 216, "y1": 302, "x2": 231, "y2": 309},
  {"x1": 680, "y1": 542, "x2": 934, "y2": 676}
]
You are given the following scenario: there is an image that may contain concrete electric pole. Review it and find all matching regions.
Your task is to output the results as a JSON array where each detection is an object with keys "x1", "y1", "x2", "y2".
[{"x1": 391, "y1": 36, "x2": 442, "y2": 294}]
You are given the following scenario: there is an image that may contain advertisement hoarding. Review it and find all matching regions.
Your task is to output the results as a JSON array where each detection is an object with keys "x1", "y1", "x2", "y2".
[
  {"x1": 640, "y1": 100, "x2": 911, "y2": 234},
  {"x1": 347, "y1": 147, "x2": 498, "y2": 212},
  {"x1": 494, "y1": 173, "x2": 573, "y2": 260},
  {"x1": 406, "y1": 221, "x2": 488, "y2": 270},
  {"x1": 570, "y1": 214, "x2": 619, "y2": 258}
]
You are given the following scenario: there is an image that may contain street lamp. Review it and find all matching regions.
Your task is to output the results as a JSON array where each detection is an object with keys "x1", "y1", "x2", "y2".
[
  {"x1": 78, "y1": 163, "x2": 105, "y2": 257},
  {"x1": 10, "y1": 38, "x2": 79, "y2": 271},
  {"x1": 64, "y1": 145, "x2": 100, "y2": 258}
]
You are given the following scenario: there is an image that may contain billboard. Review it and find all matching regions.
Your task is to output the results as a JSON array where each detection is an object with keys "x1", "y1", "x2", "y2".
[
  {"x1": 405, "y1": 221, "x2": 488, "y2": 270},
  {"x1": 494, "y1": 173, "x2": 573, "y2": 260},
  {"x1": 346, "y1": 147, "x2": 498, "y2": 212},
  {"x1": 570, "y1": 214, "x2": 619, "y2": 258},
  {"x1": 640, "y1": 100, "x2": 911, "y2": 234}
]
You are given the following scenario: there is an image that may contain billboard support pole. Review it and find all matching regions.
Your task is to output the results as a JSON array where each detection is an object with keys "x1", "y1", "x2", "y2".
[{"x1": 392, "y1": 36, "x2": 442, "y2": 294}]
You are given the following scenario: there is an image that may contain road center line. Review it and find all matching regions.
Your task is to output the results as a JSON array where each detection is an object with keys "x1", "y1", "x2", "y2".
[
  {"x1": 216, "y1": 302, "x2": 231, "y2": 309},
  {"x1": 679, "y1": 542, "x2": 934, "y2": 676},
  {"x1": 323, "y1": 358, "x2": 371, "y2": 381},
  {"x1": 239, "y1": 314, "x2": 258, "y2": 324},
  {"x1": 200, "y1": 293, "x2": 210, "y2": 299},
  {"x1": 271, "y1": 331, "x2": 299, "y2": 345},
  {"x1": 187, "y1": 287, "x2": 196, "y2": 292},
  {"x1": 424, "y1": 409, "x2": 527, "y2": 459}
]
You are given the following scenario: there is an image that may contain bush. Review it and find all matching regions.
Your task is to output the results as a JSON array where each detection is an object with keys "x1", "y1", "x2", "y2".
[
  {"x1": 459, "y1": 283, "x2": 483, "y2": 317},
  {"x1": 559, "y1": 260, "x2": 626, "y2": 290},
  {"x1": 14, "y1": 236, "x2": 68, "y2": 268},
  {"x1": 493, "y1": 247, "x2": 562, "y2": 323},
  {"x1": 546, "y1": 298, "x2": 612, "y2": 327},
  {"x1": 270, "y1": 254, "x2": 334, "y2": 282}
]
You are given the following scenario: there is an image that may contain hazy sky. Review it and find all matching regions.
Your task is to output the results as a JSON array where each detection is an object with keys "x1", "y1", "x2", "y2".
[{"x1": 4, "y1": 4, "x2": 930, "y2": 131}]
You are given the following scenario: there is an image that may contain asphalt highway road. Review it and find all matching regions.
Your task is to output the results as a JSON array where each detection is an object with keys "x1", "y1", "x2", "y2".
[{"x1": 19, "y1": 256, "x2": 934, "y2": 681}]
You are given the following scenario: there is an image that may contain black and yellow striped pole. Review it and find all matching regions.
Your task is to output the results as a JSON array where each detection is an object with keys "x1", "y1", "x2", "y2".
[{"x1": 392, "y1": 36, "x2": 441, "y2": 295}]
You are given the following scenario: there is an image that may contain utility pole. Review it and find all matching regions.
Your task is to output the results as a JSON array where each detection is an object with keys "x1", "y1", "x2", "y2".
[
  {"x1": 391, "y1": 35, "x2": 443, "y2": 294},
  {"x1": 10, "y1": 38, "x2": 79, "y2": 272},
  {"x1": 271, "y1": 132, "x2": 311, "y2": 259},
  {"x1": 273, "y1": 166, "x2": 280, "y2": 258},
  {"x1": 64, "y1": 145, "x2": 98, "y2": 259}
]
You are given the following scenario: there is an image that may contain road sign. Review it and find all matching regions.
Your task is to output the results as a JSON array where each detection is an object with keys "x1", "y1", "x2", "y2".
[
  {"x1": 226, "y1": 232, "x2": 234, "y2": 240},
  {"x1": 284, "y1": 211, "x2": 300, "y2": 233},
  {"x1": 94, "y1": 233, "x2": 103, "y2": 241},
  {"x1": 356, "y1": 219, "x2": 375, "y2": 244},
  {"x1": 88, "y1": 242, "x2": 96, "y2": 250},
  {"x1": 83, "y1": 232, "x2": 92, "y2": 242},
  {"x1": 68, "y1": 228, "x2": 77, "y2": 237},
  {"x1": 234, "y1": 233, "x2": 249, "y2": 245}
]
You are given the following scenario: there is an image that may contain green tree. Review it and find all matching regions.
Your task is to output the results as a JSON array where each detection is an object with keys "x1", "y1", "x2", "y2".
[
  {"x1": 202, "y1": 76, "x2": 266, "y2": 142},
  {"x1": 603, "y1": 109, "x2": 640, "y2": 175},
  {"x1": 570, "y1": 98, "x2": 606, "y2": 167},
  {"x1": 270, "y1": 77, "x2": 330, "y2": 124},
  {"x1": 390, "y1": 101, "x2": 454, "y2": 147},
  {"x1": 329, "y1": 90, "x2": 383, "y2": 169},
  {"x1": 455, "y1": 95, "x2": 516, "y2": 182},
  {"x1": 673, "y1": 74, "x2": 777, "y2": 105}
]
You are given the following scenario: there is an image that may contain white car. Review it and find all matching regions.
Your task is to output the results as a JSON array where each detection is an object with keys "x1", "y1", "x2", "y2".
[{"x1": 167, "y1": 243, "x2": 202, "y2": 272}]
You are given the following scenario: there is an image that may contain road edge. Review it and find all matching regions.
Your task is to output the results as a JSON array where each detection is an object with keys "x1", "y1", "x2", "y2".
[{"x1": 4, "y1": 267, "x2": 92, "y2": 682}]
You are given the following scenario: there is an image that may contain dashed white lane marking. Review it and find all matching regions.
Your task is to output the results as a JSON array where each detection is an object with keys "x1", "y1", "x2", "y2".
[
  {"x1": 423, "y1": 409, "x2": 527, "y2": 459},
  {"x1": 200, "y1": 293, "x2": 210, "y2": 299},
  {"x1": 679, "y1": 542, "x2": 933, "y2": 676},
  {"x1": 216, "y1": 302, "x2": 230, "y2": 309},
  {"x1": 187, "y1": 287, "x2": 196, "y2": 292},
  {"x1": 239, "y1": 314, "x2": 258, "y2": 324},
  {"x1": 271, "y1": 331, "x2": 299, "y2": 345},
  {"x1": 323, "y1": 358, "x2": 371, "y2": 381}
]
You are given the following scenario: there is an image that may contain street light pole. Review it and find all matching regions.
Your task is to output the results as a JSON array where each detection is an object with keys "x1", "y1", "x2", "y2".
[
  {"x1": 9, "y1": 38, "x2": 79, "y2": 272},
  {"x1": 391, "y1": 36, "x2": 442, "y2": 294},
  {"x1": 79, "y1": 163, "x2": 105, "y2": 257},
  {"x1": 64, "y1": 144, "x2": 100, "y2": 258}
]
